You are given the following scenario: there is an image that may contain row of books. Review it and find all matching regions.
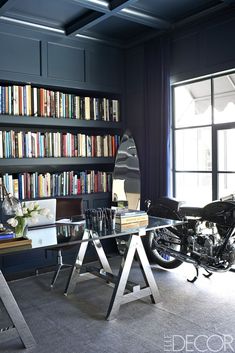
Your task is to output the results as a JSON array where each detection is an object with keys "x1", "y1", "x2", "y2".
[
  {"x1": 0, "y1": 84, "x2": 120, "y2": 121},
  {"x1": 0, "y1": 131, "x2": 120, "y2": 158},
  {"x1": 0, "y1": 171, "x2": 112, "y2": 200}
]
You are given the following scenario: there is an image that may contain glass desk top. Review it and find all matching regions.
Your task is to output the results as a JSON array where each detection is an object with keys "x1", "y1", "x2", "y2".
[{"x1": 0, "y1": 216, "x2": 184, "y2": 255}]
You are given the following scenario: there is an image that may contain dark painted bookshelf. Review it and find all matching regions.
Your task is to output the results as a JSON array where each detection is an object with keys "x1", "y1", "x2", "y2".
[
  {"x1": 0, "y1": 115, "x2": 123, "y2": 131},
  {"x1": 0, "y1": 81, "x2": 122, "y2": 208}
]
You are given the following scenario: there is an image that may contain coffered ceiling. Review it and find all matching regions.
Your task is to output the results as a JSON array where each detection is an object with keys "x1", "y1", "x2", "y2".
[{"x1": 0, "y1": 0, "x2": 234, "y2": 47}]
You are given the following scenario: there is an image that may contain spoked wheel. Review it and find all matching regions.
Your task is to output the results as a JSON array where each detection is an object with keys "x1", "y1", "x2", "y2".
[{"x1": 144, "y1": 228, "x2": 183, "y2": 269}]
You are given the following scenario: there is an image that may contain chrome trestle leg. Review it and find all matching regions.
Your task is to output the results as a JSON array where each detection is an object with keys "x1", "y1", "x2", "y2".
[
  {"x1": 64, "y1": 231, "x2": 161, "y2": 321},
  {"x1": 0, "y1": 271, "x2": 36, "y2": 349},
  {"x1": 64, "y1": 230, "x2": 112, "y2": 296},
  {"x1": 106, "y1": 234, "x2": 161, "y2": 321},
  {"x1": 90, "y1": 231, "x2": 112, "y2": 274}
]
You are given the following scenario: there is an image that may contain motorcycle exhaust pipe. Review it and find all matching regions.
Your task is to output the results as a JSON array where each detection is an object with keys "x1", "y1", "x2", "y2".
[
  {"x1": 155, "y1": 244, "x2": 231, "y2": 273},
  {"x1": 155, "y1": 244, "x2": 198, "y2": 265}
]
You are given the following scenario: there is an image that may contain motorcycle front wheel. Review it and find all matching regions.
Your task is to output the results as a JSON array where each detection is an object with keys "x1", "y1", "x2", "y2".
[{"x1": 144, "y1": 228, "x2": 183, "y2": 269}]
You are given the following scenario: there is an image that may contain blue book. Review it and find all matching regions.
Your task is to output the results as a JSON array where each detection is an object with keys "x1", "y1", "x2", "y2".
[{"x1": 0, "y1": 232, "x2": 14, "y2": 240}]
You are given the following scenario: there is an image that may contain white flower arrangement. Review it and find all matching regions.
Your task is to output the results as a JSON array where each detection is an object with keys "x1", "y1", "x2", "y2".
[{"x1": 7, "y1": 202, "x2": 52, "y2": 235}]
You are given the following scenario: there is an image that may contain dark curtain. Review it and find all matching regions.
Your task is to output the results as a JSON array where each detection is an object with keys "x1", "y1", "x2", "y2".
[{"x1": 143, "y1": 34, "x2": 171, "y2": 205}]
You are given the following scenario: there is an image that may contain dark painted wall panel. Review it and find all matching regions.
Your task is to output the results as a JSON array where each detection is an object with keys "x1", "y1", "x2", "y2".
[
  {"x1": 125, "y1": 46, "x2": 147, "y2": 206},
  {"x1": 171, "y1": 32, "x2": 200, "y2": 79},
  {"x1": 0, "y1": 22, "x2": 124, "y2": 93},
  {"x1": 93, "y1": 198, "x2": 110, "y2": 208},
  {"x1": 47, "y1": 42, "x2": 85, "y2": 82},
  {"x1": 204, "y1": 18, "x2": 235, "y2": 68},
  {"x1": 87, "y1": 46, "x2": 124, "y2": 91},
  {"x1": 0, "y1": 32, "x2": 40, "y2": 76},
  {"x1": 171, "y1": 12, "x2": 235, "y2": 82}
]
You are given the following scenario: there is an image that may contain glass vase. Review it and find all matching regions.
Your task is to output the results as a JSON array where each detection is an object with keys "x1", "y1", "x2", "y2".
[{"x1": 15, "y1": 218, "x2": 28, "y2": 238}]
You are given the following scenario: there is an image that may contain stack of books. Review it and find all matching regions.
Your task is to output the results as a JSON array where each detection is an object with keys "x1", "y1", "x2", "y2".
[
  {"x1": 0, "y1": 227, "x2": 15, "y2": 240},
  {"x1": 115, "y1": 210, "x2": 148, "y2": 231}
]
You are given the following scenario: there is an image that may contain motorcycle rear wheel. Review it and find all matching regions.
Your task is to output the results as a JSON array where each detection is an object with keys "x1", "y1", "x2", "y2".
[{"x1": 144, "y1": 228, "x2": 183, "y2": 269}]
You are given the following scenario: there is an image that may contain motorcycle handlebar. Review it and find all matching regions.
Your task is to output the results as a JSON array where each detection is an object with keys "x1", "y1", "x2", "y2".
[{"x1": 220, "y1": 193, "x2": 235, "y2": 202}]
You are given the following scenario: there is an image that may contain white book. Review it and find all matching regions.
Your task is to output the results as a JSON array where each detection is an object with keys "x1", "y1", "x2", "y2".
[
  {"x1": 0, "y1": 131, "x2": 3, "y2": 158},
  {"x1": 106, "y1": 99, "x2": 110, "y2": 121},
  {"x1": 28, "y1": 131, "x2": 32, "y2": 158},
  {"x1": 8, "y1": 86, "x2": 12, "y2": 115},
  {"x1": 13, "y1": 85, "x2": 19, "y2": 115},
  {"x1": 103, "y1": 98, "x2": 107, "y2": 121},
  {"x1": 8, "y1": 174, "x2": 13, "y2": 195},
  {"x1": 33, "y1": 87, "x2": 38, "y2": 116},
  {"x1": 103, "y1": 135, "x2": 108, "y2": 157},
  {"x1": 85, "y1": 97, "x2": 90, "y2": 120}
]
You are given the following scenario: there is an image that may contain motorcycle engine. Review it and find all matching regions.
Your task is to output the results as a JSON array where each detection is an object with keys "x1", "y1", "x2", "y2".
[
  {"x1": 188, "y1": 221, "x2": 235, "y2": 267},
  {"x1": 188, "y1": 233, "x2": 217, "y2": 257}
]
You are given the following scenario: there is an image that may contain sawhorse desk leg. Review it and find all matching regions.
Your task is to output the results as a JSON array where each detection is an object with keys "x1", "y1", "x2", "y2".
[
  {"x1": 64, "y1": 229, "x2": 112, "y2": 296},
  {"x1": 106, "y1": 234, "x2": 161, "y2": 320},
  {"x1": 64, "y1": 231, "x2": 161, "y2": 321},
  {"x1": 0, "y1": 271, "x2": 36, "y2": 349}
]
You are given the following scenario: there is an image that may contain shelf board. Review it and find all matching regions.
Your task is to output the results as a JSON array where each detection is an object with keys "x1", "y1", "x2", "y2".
[
  {"x1": 0, "y1": 157, "x2": 115, "y2": 166},
  {"x1": 18, "y1": 192, "x2": 111, "y2": 202},
  {"x1": 0, "y1": 115, "x2": 123, "y2": 130}
]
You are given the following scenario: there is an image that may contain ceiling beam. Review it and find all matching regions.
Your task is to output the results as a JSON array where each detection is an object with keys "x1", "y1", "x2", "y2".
[
  {"x1": 76, "y1": 31, "x2": 124, "y2": 47},
  {"x1": 109, "y1": 0, "x2": 139, "y2": 11},
  {"x1": 66, "y1": 1, "x2": 141, "y2": 35},
  {"x1": 71, "y1": 0, "x2": 109, "y2": 13},
  {"x1": 65, "y1": 11, "x2": 105, "y2": 35},
  {"x1": 69, "y1": 0, "x2": 171, "y2": 30},
  {"x1": 0, "y1": 0, "x2": 17, "y2": 16},
  {"x1": 118, "y1": 8, "x2": 171, "y2": 29},
  {"x1": 174, "y1": 2, "x2": 231, "y2": 28}
]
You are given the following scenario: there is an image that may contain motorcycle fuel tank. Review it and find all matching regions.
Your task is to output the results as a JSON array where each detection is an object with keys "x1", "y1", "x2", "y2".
[{"x1": 202, "y1": 201, "x2": 235, "y2": 226}]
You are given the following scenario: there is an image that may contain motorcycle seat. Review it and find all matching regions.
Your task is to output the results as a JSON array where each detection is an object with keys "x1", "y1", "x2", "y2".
[
  {"x1": 157, "y1": 196, "x2": 184, "y2": 212},
  {"x1": 180, "y1": 206, "x2": 203, "y2": 218}
]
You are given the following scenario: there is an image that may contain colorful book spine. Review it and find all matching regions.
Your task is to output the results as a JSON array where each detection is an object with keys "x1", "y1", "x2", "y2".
[{"x1": 0, "y1": 232, "x2": 14, "y2": 240}]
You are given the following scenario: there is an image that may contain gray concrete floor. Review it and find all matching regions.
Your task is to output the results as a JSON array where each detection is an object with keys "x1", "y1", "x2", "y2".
[{"x1": 1, "y1": 257, "x2": 235, "y2": 353}]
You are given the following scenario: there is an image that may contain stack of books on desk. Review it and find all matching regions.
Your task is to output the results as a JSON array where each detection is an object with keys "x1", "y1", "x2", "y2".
[
  {"x1": 115, "y1": 210, "x2": 148, "y2": 231},
  {"x1": 0, "y1": 228, "x2": 14, "y2": 240}
]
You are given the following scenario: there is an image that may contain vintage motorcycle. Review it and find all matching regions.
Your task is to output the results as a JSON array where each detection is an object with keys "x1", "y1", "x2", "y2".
[{"x1": 144, "y1": 196, "x2": 235, "y2": 282}]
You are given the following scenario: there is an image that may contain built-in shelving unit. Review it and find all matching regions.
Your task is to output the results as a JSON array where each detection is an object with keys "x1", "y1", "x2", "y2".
[{"x1": 0, "y1": 81, "x2": 122, "y2": 209}]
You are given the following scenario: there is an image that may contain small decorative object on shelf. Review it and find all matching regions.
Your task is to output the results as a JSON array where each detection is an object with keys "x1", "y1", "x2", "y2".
[
  {"x1": 7, "y1": 202, "x2": 52, "y2": 238},
  {"x1": 0, "y1": 182, "x2": 22, "y2": 215}
]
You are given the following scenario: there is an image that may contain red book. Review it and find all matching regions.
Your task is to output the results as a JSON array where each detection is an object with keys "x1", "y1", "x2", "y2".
[
  {"x1": 62, "y1": 134, "x2": 66, "y2": 157},
  {"x1": 69, "y1": 171, "x2": 73, "y2": 195},
  {"x1": 94, "y1": 173, "x2": 98, "y2": 193},
  {"x1": 26, "y1": 173, "x2": 31, "y2": 199},
  {"x1": 77, "y1": 177, "x2": 81, "y2": 195},
  {"x1": 71, "y1": 134, "x2": 74, "y2": 157},
  {"x1": 40, "y1": 88, "x2": 44, "y2": 116},
  {"x1": 112, "y1": 136, "x2": 115, "y2": 157}
]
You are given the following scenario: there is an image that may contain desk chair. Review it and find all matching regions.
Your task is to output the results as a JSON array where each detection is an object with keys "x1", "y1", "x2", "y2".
[{"x1": 50, "y1": 197, "x2": 83, "y2": 288}]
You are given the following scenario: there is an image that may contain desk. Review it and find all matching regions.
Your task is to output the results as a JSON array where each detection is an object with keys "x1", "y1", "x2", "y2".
[{"x1": 0, "y1": 216, "x2": 183, "y2": 348}]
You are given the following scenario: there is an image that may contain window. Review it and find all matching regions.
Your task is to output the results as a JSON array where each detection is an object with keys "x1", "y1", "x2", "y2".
[{"x1": 172, "y1": 73, "x2": 235, "y2": 204}]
